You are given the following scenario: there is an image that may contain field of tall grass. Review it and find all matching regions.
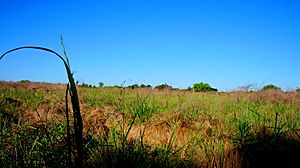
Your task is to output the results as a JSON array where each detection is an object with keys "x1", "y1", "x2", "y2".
[
  {"x1": 1, "y1": 81, "x2": 300, "y2": 167},
  {"x1": 1, "y1": 44, "x2": 299, "y2": 168}
]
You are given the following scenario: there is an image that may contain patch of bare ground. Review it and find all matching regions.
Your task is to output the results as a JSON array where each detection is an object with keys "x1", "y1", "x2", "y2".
[{"x1": 25, "y1": 102, "x2": 66, "y2": 126}]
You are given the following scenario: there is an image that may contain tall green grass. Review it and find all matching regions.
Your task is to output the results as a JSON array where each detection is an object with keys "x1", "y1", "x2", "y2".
[{"x1": 0, "y1": 38, "x2": 83, "y2": 167}]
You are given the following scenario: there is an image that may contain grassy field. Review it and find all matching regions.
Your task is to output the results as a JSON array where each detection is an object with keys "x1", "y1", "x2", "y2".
[{"x1": 1, "y1": 81, "x2": 300, "y2": 167}]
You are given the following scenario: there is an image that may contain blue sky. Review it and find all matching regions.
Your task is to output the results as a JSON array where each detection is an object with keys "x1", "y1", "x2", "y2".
[{"x1": 0, "y1": 0, "x2": 299, "y2": 91}]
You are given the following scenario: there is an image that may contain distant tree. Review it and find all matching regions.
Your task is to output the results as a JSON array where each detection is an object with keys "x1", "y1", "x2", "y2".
[
  {"x1": 81, "y1": 82, "x2": 95, "y2": 88},
  {"x1": 140, "y1": 84, "x2": 152, "y2": 88},
  {"x1": 192, "y1": 82, "x2": 217, "y2": 92},
  {"x1": 186, "y1": 87, "x2": 192, "y2": 91},
  {"x1": 128, "y1": 84, "x2": 139, "y2": 89},
  {"x1": 113, "y1": 85, "x2": 123, "y2": 88},
  {"x1": 295, "y1": 87, "x2": 300, "y2": 92},
  {"x1": 261, "y1": 84, "x2": 281, "y2": 91},
  {"x1": 98, "y1": 82, "x2": 104, "y2": 87},
  {"x1": 154, "y1": 84, "x2": 173, "y2": 90},
  {"x1": 19, "y1": 80, "x2": 31, "y2": 83},
  {"x1": 81, "y1": 82, "x2": 88, "y2": 87}
]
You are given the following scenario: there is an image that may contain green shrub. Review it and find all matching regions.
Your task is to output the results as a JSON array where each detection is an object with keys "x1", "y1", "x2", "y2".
[
  {"x1": 113, "y1": 85, "x2": 123, "y2": 88},
  {"x1": 261, "y1": 84, "x2": 281, "y2": 91},
  {"x1": 81, "y1": 83, "x2": 95, "y2": 88},
  {"x1": 98, "y1": 82, "x2": 104, "y2": 87},
  {"x1": 19, "y1": 79, "x2": 31, "y2": 83},
  {"x1": 140, "y1": 84, "x2": 152, "y2": 88},
  {"x1": 192, "y1": 82, "x2": 217, "y2": 92},
  {"x1": 296, "y1": 87, "x2": 300, "y2": 92},
  {"x1": 127, "y1": 84, "x2": 152, "y2": 89},
  {"x1": 128, "y1": 84, "x2": 139, "y2": 89}
]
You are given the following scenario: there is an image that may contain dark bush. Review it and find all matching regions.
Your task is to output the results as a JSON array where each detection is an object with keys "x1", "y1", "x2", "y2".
[
  {"x1": 154, "y1": 84, "x2": 172, "y2": 90},
  {"x1": 19, "y1": 79, "x2": 31, "y2": 83},
  {"x1": 128, "y1": 84, "x2": 139, "y2": 89},
  {"x1": 81, "y1": 83, "x2": 95, "y2": 88},
  {"x1": 140, "y1": 84, "x2": 152, "y2": 88},
  {"x1": 98, "y1": 82, "x2": 104, "y2": 87}
]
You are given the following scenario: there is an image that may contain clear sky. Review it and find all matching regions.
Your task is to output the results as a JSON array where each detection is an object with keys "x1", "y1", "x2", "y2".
[{"x1": 0, "y1": 0, "x2": 299, "y2": 91}]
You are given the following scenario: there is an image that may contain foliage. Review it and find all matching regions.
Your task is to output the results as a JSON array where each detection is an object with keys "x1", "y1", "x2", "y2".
[
  {"x1": 112, "y1": 85, "x2": 123, "y2": 88},
  {"x1": 261, "y1": 84, "x2": 281, "y2": 91},
  {"x1": 128, "y1": 84, "x2": 139, "y2": 89},
  {"x1": 192, "y1": 82, "x2": 217, "y2": 92},
  {"x1": 140, "y1": 84, "x2": 152, "y2": 88},
  {"x1": 127, "y1": 84, "x2": 152, "y2": 89},
  {"x1": 154, "y1": 83, "x2": 173, "y2": 90},
  {"x1": 98, "y1": 82, "x2": 104, "y2": 87},
  {"x1": 296, "y1": 87, "x2": 300, "y2": 92},
  {"x1": 232, "y1": 119, "x2": 254, "y2": 148},
  {"x1": 81, "y1": 82, "x2": 96, "y2": 88},
  {"x1": 19, "y1": 79, "x2": 31, "y2": 83}
]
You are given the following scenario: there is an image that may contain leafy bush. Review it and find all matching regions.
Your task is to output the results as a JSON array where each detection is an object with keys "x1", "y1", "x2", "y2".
[
  {"x1": 261, "y1": 84, "x2": 281, "y2": 91},
  {"x1": 19, "y1": 79, "x2": 31, "y2": 83},
  {"x1": 192, "y1": 82, "x2": 217, "y2": 92},
  {"x1": 140, "y1": 84, "x2": 152, "y2": 88},
  {"x1": 154, "y1": 84, "x2": 172, "y2": 90},
  {"x1": 128, "y1": 84, "x2": 152, "y2": 89},
  {"x1": 296, "y1": 87, "x2": 300, "y2": 92},
  {"x1": 112, "y1": 85, "x2": 123, "y2": 88},
  {"x1": 128, "y1": 84, "x2": 139, "y2": 89},
  {"x1": 81, "y1": 83, "x2": 96, "y2": 88},
  {"x1": 98, "y1": 82, "x2": 104, "y2": 87}
]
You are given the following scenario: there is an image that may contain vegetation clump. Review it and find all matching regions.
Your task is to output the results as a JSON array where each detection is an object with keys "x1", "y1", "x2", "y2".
[
  {"x1": 154, "y1": 83, "x2": 173, "y2": 90},
  {"x1": 261, "y1": 84, "x2": 281, "y2": 91},
  {"x1": 128, "y1": 84, "x2": 139, "y2": 89},
  {"x1": 19, "y1": 79, "x2": 31, "y2": 83},
  {"x1": 98, "y1": 81, "x2": 104, "y2": 87},
  {"x1": 139, "y1": 84, "x2": 152, "y2": 88},
  {"x1": 127, "y1": 84, "x2": 152, "y2": 89},
  {"x1": 81, "y1": 82, "x2": 96, "y2": 88},
  {"x1": 192, "y1": 82, "x2": 217, "y2": 92}
]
